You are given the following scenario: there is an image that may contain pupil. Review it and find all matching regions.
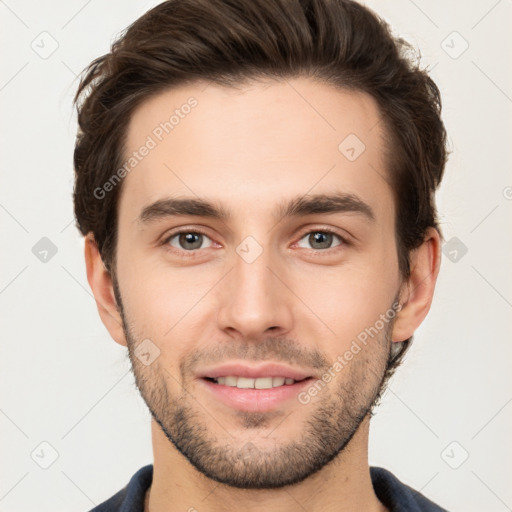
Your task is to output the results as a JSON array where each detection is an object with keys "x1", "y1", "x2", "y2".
[
  {"x1": 311, "y1": 232, "x2": 331, "y2": 249},
  {"x1": 180, "y1": 233, "x2": 202, "y2": 250}
]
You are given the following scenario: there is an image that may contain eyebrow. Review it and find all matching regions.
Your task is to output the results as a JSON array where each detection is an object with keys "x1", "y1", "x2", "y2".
[{"x1": 137, "y1": 192, "x2": 375, "y2": 226}]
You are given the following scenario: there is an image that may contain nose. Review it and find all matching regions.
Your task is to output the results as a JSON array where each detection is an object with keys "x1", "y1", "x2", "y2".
[{"x1": 216, "y1": 244, "x2": 294, "y2": 341}]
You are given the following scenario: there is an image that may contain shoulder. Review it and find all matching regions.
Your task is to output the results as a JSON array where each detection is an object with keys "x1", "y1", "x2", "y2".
[
  {"x1": 88, "y1": 464, "x2": 153, "y2": 512},
  {"x1": 370, "y1": 466, "x2": 449, "y2": 512}
]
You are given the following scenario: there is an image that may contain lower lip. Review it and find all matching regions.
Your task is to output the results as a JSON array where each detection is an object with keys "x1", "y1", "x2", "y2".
[{"x1": 199, "y1": 378, "x2": 313, "y2": 412}]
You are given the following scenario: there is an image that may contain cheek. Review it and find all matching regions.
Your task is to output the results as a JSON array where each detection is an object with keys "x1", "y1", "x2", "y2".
[
  {"x1": 117, "y1": 254, "x2": 217, "y2": 351},
  {"x1": 290, "y1": 258, "x2": 399, "y2": 343},
  {"x1": 116, "y1": 220, "x2": 400, "y2": 352}
]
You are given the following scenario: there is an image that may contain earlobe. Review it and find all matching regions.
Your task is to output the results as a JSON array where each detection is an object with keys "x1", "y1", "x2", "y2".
[
  {"x1": 392, "y1": 227, "x2": 442, "y2": 342},
  {"x1": 84, "y1": 233, "x2": 128, "y2": 347}
]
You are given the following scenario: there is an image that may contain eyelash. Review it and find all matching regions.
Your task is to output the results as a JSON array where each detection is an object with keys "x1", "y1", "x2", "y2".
[{"x1": 161, "y1": 227, "x2": 349, "y2": 258}]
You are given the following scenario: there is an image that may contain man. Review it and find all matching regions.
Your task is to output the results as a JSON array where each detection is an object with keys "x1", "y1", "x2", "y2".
[{"x1": 73, "y1": 0, "x2": 448, "y2": 510}]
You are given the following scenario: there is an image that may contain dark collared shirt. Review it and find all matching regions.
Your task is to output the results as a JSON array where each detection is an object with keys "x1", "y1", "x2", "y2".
[{"x1": 88, "y1": 464, "x2": 448, "y2": 511}]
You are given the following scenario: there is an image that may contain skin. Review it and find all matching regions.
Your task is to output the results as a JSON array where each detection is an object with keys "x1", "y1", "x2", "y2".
[{"x1": 84, "y1": 77, "x2": 441, "y2": 512}]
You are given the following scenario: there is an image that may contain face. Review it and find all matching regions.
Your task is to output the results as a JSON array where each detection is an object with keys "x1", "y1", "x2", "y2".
[{"x1": 112, "y1": 77, "x2": 403, "y2": 489}]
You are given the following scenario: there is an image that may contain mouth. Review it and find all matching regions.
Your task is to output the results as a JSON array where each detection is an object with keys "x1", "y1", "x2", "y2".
[
  {"x1": 203, "y1": 375, "x2": 312, "y2": 388},
  {"x1": 196, "y1": 362, "x2": 317, "y2": 412},
  {"x1": 199, "y1": 375, "x2": 315, "y2": 412}
]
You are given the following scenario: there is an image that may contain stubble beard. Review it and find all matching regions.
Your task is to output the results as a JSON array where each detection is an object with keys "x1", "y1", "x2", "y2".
[{"x1": 113, "y1": 277, "x2": 396, "y2": 489}]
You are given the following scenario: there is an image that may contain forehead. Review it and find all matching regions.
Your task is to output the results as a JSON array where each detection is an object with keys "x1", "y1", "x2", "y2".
[{"x1": 120, "y1": 77, "x2": 392, "y2": 225}]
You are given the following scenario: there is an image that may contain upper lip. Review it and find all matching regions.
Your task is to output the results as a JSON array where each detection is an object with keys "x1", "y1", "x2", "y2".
[{"x1": 199, "y1": 362, "x2": 314, "y2": 381}]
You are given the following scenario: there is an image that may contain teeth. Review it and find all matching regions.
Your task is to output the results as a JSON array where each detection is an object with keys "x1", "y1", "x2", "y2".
[
  {"x1": 272, "y1": 377, "x2": 285, "y2": 387},
  {"x1": 224, "y1": 376, "x2": 237, "y2": 386},
  {"x1": 213, "y1": 376, "x2": 299, "y2": 388}
]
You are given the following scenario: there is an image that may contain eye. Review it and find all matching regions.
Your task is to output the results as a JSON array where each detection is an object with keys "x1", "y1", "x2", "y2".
[
  {"x1": 296, "y1": 229, "x2": 346, "y2": 251},
  {"x1": 161, "y1": 227, "x2": 348, "y2": 257},
  {"x1": 164, "y1": 230, "x2": 214, "y2": 252}
]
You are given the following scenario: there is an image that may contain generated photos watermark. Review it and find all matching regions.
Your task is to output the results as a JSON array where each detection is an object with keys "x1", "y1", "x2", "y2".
[
  {"x1": 93, "y1": 96, "x2": 198, "y2": 200},
  {"x1": 298, "y1": 301, "x2": 402, "y2": 405}
]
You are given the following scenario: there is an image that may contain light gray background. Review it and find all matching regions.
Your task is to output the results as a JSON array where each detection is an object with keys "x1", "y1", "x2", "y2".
[{"x1": 1, "y1": 1, "x2": 511, "y2": 511}]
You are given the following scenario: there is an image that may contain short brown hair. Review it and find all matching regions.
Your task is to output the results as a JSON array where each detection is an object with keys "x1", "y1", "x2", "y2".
[{"x1": 72, "y1": 0, "x2": 447, "y2": 372}]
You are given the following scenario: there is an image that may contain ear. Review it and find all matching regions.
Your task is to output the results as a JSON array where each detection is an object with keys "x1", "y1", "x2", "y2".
[
  {"x1": 392, "y1": 227, "x2": 442, "y2": 342},
  {"x1": 84, "y1": 233, "x2": 127, "y2": 347}
]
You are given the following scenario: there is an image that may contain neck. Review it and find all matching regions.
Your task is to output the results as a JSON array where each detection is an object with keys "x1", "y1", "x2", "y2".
[{"x1": 145, "y1": 417, "x2": 387, "y2": 512}]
